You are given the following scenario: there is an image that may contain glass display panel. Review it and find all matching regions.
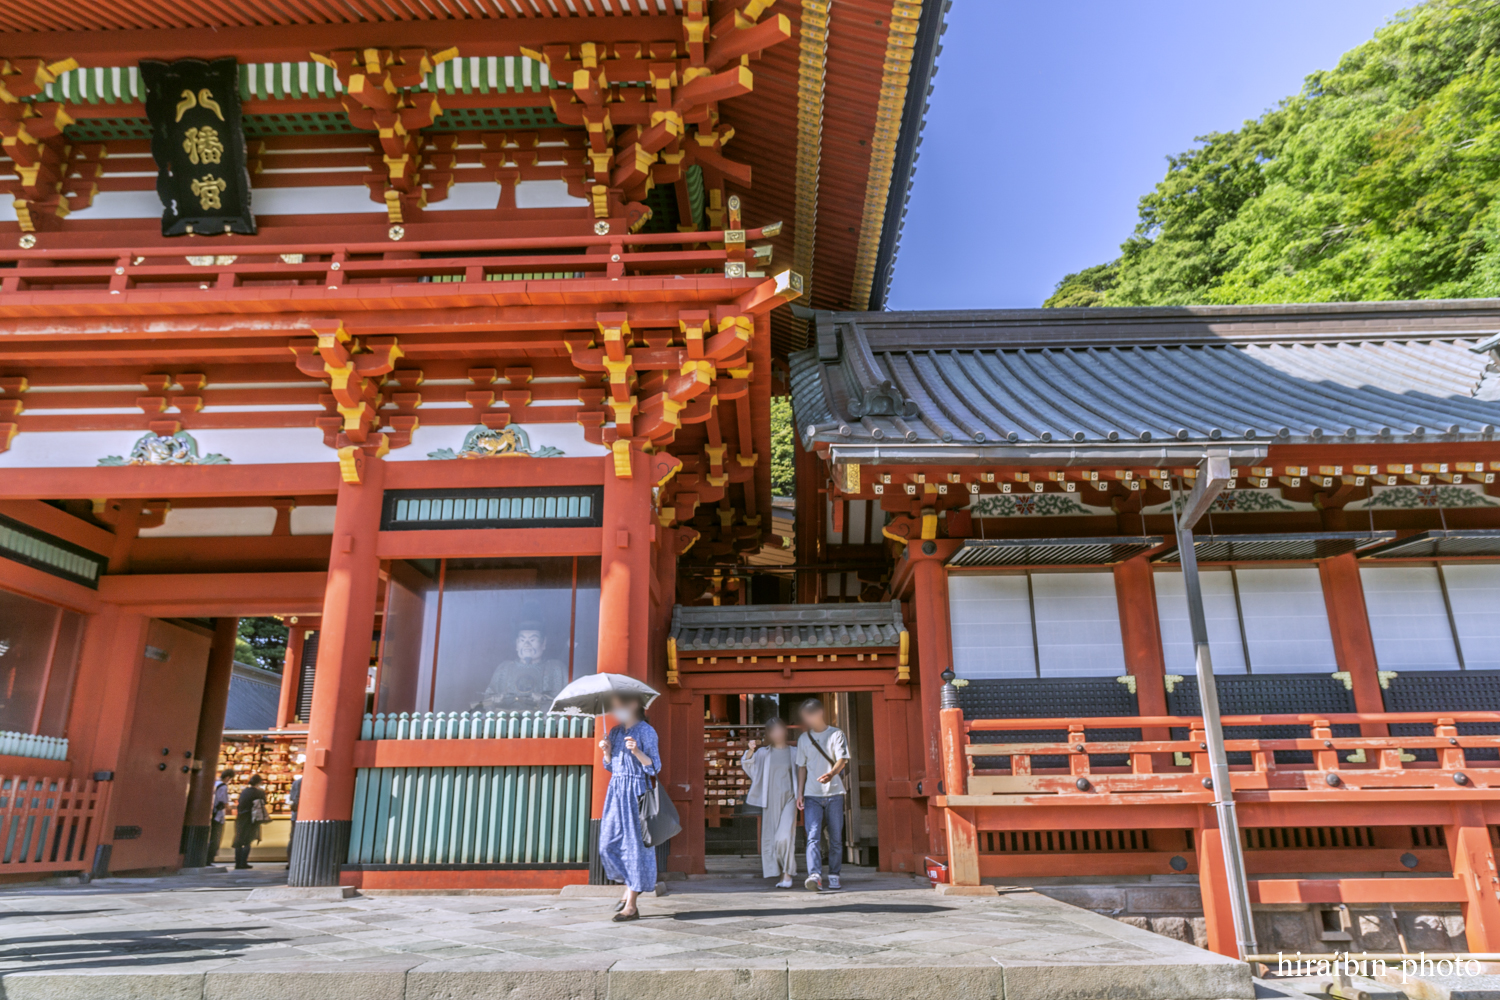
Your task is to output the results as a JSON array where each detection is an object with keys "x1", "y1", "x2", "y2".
[
  {"x1": 1359, "y1": 566, "x2": 1461, "y2": 671},
  {"x1": 376, "y1": 565, "x2": 434, "y2": 715},
  {"x1": 1031, "y1": 572, "x2": 1126, "y2": 678},
  {"x1": 1234, "y1": 567, "x2": 1338, "y2": 673},
  {"x1": 36, "y1": 608, "x2": 82, "y2": 737},
  {"x1": 948, "y1": 574, "x2": 1036, "y2": 679},
  {"x1": 1442, "y1": 564, "x2": 1500, "y2": 670},
  {"x1": 1154, "y1": 569, "x2": 1249, "y2": 675},
  {"x1": 379, "y1": 556, "x2": 601, "y2": 716},
  {"x1": 0, "y1": 589, "x2": 81, "y2": 735}
]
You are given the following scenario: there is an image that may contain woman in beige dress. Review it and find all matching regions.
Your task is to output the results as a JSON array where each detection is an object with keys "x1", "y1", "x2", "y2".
[{"x1": 741, "y1": 718, "x2": 799, "y2": 888}]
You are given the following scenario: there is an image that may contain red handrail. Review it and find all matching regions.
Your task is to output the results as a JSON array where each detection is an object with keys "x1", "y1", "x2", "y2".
[
  {"x1": 965, "y1": 712, "x2": 1500, "y2": 731},
  {"x1": 0, "y1": 223, "x2": 780, "y2": 263}
]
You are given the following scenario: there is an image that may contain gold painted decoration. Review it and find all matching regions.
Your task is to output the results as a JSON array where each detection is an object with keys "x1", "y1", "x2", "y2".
[
  {"x1": 140, "y1": 57, "x2": 255, "y2": 236},
  {"x1": 97, "y1": 430, "x2": 229, "y2": 466},
  {"x1": 428, "y1": 424, "x2": 564, "y2": 460}
]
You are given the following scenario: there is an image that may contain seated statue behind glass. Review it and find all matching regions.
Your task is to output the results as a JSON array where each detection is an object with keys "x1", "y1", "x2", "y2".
[{"x1": 479, "y1": 621, "x2": 568, "y2": 713}]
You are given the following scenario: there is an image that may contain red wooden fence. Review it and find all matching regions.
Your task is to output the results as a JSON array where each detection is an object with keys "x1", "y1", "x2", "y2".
[{"x1": 0, "y1": 775, "x2": 110, "y2": 876}]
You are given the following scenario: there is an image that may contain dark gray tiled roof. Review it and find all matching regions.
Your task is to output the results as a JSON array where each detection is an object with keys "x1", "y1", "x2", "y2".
[
  {"x1": 791, "y1": 302, "x2": 1500, "y2": 462},
  {"x1": 224, "y1": 663, "x2": 280, "y2": 731},
  {"x1": 670, "y1": 602, "x2": 906, "y2": 653},
  {"x1": 948, "y1": 537, "x2": 1163, "y2": 567}
]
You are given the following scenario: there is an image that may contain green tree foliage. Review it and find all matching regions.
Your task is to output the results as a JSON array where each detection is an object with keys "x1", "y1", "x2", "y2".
[
  {"x1": 236, "y1": 616, "x2": 288, "y2": 672},
  {"x1": 770, "y1": 395, "x2": 795, "y2": 497},
  {"x1": 1045, "y1": 1, "x2": 1500, "y2": 307}
]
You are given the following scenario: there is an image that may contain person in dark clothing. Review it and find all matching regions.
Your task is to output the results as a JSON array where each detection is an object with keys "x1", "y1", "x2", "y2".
[
  {"x1": 286, "y1": 767, "x2": 302, "y2": 855},
  {"x1": 210, "y1": 768, "x2": 234, "y2": 865},
  {"x1": 232, "y1": 774, "x2": 267, "y2": 870}
]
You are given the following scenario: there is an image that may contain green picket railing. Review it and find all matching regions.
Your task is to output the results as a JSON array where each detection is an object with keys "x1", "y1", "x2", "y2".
[
  {"x1": 349, "y1": 711, "x2": 594, "y2": 866},
  {"x1": 360, "y1": 711, "x2": 595, "y2": 740},
  {"x1": 348, "y1": 764, "x2": 591, "y2": 866}
]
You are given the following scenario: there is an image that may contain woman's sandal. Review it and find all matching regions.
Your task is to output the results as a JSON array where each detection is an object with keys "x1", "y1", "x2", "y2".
[
  {"x1": 611, "y1": 910, "x2": 641, "y2": 922},
  {"x1": 613, "y1": 900, "x2": 627, "y2": 913}
]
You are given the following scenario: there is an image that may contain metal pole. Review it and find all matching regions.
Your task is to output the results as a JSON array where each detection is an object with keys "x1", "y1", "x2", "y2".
[{"x1": 1172, "y1": 452, "x2": 1258, "y2": 960}]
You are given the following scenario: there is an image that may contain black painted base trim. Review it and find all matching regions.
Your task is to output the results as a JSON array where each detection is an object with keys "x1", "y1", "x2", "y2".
[
  {"x1": 340, "y1": 863, "x2": 588, "y2": 872},
  {"x1": 588, "y1": 818, "x2": 605, "y2": 884},
  {"x1": 181, "y1": 825, "x2": 211, "y2": 868},
  {"x1": 90, "y1": 843, "x2": 112, "y2": 880},
  {"x1": 287, "y1": 819, "x2": 349, "y2": 887}
]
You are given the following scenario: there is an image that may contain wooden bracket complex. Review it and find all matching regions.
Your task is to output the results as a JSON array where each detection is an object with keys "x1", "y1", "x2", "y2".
[
  {"x1": 311, "y1": 47, "x2": 460, "y2": 224},
  {"x1": 289, "y1": 320, "x2": 410, "y2": 483},
  {"x1": 523, "y1": 1, "x2": 791, "y2": 231},
  {"x1": 0, "y1": 57, "x2": 103, "y2": 232}
]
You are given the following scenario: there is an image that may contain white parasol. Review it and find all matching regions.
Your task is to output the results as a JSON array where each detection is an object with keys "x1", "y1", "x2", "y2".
[{"x1": 548, "y1": 673, "x2": 661, "y2": 717}]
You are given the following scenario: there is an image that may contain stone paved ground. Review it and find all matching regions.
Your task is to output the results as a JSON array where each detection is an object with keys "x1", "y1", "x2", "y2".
[{"x1": 0, "y1": 866, "x2": 1252, "y2": 1000}]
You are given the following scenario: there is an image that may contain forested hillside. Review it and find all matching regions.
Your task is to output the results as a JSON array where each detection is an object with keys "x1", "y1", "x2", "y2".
[{"x1": 1046, "y1": 0, "x2": 1500, "y2": 307}]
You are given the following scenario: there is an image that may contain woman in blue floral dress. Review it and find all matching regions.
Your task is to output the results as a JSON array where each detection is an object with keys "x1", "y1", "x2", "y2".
[{"x1": 597, "y1": 693, "x2": 661, "y2": 920}]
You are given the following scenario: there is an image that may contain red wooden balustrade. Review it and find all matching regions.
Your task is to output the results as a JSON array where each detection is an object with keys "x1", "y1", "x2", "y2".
[
  {"x1": 0, "y1": 775, "x2": 111, "y2": 876},
  {"x1": 951, "y1": 712, "x2": 1500, "y2": 795},
  {"x1": 0, "y1": 224, "x2": 780, "y2": 294},
  {"x1": 935, "y1": 706, "x2": 1500, "y2": 958}
]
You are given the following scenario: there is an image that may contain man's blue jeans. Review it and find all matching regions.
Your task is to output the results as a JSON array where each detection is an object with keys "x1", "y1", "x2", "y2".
[{"x1": 803, "y1": 795, "x2": 844, "y2": 878}]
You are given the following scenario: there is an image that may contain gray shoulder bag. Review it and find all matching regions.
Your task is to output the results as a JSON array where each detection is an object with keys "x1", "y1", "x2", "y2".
[{"x1": 638, "y1": 777, "x2": 681, "y2": 847}]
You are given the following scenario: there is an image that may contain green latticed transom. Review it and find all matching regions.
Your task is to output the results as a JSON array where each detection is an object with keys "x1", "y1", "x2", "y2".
[
  {"x1": 39, "y1": 57, "x2": 552, "y2": 105},
  {"x1": 64, "y1": 118, "x2": 152, "y2": 142},
  {"x1": 244, "y1": 112, "x2": 371, "y2": 136},
  {"x1": 66, "y1": 108, "x2": 561, "y2": 142},
  {"x1": 426, "y1": 106, "x2": 560, "y2": 132}
]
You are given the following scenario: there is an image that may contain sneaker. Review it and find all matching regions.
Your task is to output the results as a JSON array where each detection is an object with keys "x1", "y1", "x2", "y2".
[
  {"x1": 776, "y1": 876, "x2": 794, "y2": 889},
  {"x1": 804, "y1": 874, "x2": 821, "y2": 891},
  {"x1": 827, "y1": 875, "x2": 841, "y2": 890}
]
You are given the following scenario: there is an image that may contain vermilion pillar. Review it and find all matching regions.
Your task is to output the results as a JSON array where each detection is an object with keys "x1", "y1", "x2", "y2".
[
  {"x1": 1319, "y1": 552, "x2": 1386, "y2": 735},
  {"x1": 1114, "y1": 555, "x2": 1169, "y2": 717},
  {"x1": 288, "y1": 458, "x2": 385, "y2": 886},
  {"x1": 182, "y1": 616, "x2": 240, "y2": 867},
  {"x1": 590, "y1": 448, "x2": 655, "y2": 880},
  {"x1": 910, "y1": 544, "x2": 954, "y2": 858},
  {"x1": 276, "y1": 625, "x2": 306, "y2": 729},
  {"x1": 599, "y1": 448, "x2": 654, "y2": 680},
  {"x1": 1114, "y1": 556, "x2": 1172, "y2": 771}
]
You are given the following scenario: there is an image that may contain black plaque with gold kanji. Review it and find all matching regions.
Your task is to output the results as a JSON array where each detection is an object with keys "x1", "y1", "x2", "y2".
[{"x1": 140, "y1": 57, "x2": 255, "y2": 237}]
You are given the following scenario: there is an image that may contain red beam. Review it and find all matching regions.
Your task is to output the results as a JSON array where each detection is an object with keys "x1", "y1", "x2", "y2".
[
  {"x1": 375, "y1": 527, "x2": 601, "y2": 560},
  {"x1": 0, "y1": 464, "x2": 342, "y2": 500},
  {"x1": 672, "y1": 670, "x2": 904, "y2": 695},
  {"x1": 0, "y1": 756, "x2": 72, "y2": 780},
  {"x1": 384, "y1": 457, "x2": 605, "y2": 490},
  {"x1": 98, "y1": 570, "x2": 327, "y2": 616},
  {"x1": 351, "y1": 738, "x2": 595, "y2": 769},
  {"x1": 1249, "y1": 877, "x2": 1468, "y2": 905},
  {"x1": 0, "y1": 499, "x2": 114, "y2": 554},
  {"x1": 0, "y1": 557, "x2": 103, "y2": 613}
]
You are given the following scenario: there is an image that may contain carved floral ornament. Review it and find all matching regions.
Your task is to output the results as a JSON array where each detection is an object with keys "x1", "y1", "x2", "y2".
[
  {"x1": 98, "y1": 430, "x2": 228, "y2": 466},
  {"x1": 429, "y1": 424, "x2": 563, "y2": 461}
]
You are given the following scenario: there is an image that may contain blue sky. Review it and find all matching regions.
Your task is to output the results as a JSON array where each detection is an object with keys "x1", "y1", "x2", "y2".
[{"x1": 886, "y1": 0, "x2": 1411, "y2": 310}]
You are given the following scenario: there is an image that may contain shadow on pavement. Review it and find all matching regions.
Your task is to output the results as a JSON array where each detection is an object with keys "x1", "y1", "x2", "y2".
[
  {"x1": 673, "y1": 903, "x2": 958, "y2": 920},
  {"x1": 0, "y1": 927, "x2": 283, "y2": 975}
]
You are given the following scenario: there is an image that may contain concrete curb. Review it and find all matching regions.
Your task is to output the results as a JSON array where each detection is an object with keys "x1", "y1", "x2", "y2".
[
  {"x1": 0, "y1": 959, "x2": 1257, "y2": 1000},
  {"x1": 244, "y1": 885, "x2": 355, "y2": 901},
  {"x1": 935, "y1": 883, "x2": 999, "y2": 896},
  {"x1": 557, "y1": 881, "x2": 668, "y2": 898}
]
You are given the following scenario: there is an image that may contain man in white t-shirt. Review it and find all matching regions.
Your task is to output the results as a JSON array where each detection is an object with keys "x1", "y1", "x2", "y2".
[{"x1": 794, "y1": 698, "x2": 849, "y2": 891}]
